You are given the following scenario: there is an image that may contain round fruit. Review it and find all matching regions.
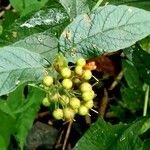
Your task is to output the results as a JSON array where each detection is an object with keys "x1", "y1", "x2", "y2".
[
  {"x1": 69, "y1": 97, "x2": 81, "y2": 109},
  {"x1": 53, "y1": 54, "x2": 67, "y2": 72},
  {"x1": 75, "y1": 66, "x2": 83, "y2": 76},
  {"x1": 62, "y1": 79, "x2": 73, "y2": 89},
  {"x1": 60, "y1": 67, "x2": 71, "y2": 78},
  {"x1": 74, "y1": 108, "x2": 78, "y2": 113},
  {"x1": 43, "y1": 76, "x2": 53, "y2": 87},
  {"x1": 60, "y1": 95, "x2": 70, "y2": 105},
  {"x1": 42, "y1": 97, "x2": 50, "y2": 107},
  {"x1": 78, "y1": 105, "x2": 89, "y2": 116},
  {"x1": 63, "y1": 108, "x2": 75, "y2": 120},
  {"x1": 82, "y1": 70, "x2": 92, "y2": 80},
  {"x1": 82, "y1": 91, "x2": 95, "y2": 101},
  {"x1": 52, "y1": 93, "x2": 60, "y2": 102},
  {"x1": 76, "y1": 58, "x2": 86, "y2": 67},
  {"x1": 52, "y1": 108, "x2": 63, "y2": 120},
  {"x1": 84, "y1": 100, "x2": 94, "y2": 109},
  {"x1": 73, "y1": 78, "x2": 81, "y2": 86},
  {"x1": 80, "y1": 82, "x2": 92, "y2": 92}
]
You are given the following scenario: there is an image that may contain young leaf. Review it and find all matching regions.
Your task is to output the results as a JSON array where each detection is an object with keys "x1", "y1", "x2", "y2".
[
  {"x1": 0, "y1": 47, "x2": 48, "y2": 96},
  {"x1": 60, "y1": 5, "x2": 150, "y2": 62},
  {"x1": 74, "y1": 117, "x2": 150, "y2": 150}
]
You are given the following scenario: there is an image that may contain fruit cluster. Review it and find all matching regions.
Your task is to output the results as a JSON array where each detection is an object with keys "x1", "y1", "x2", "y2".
[{"x1": 41, "y1": 58, "x2": 96, "y2": 121}]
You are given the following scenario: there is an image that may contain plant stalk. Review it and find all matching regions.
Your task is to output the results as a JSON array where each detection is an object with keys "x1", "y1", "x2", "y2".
[
  {"x1": 92, "y1": 0, "x2": 103, "y2": 11},
  {"x1": 143, "y1": 85, "x2": 149, "y2": 116}
]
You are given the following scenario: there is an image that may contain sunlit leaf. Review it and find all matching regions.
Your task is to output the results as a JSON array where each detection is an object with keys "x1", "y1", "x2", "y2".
[
  {"x1": 13, "y1": 32, "x2": 58, "y2": 62},
  {"x1": 0, "y1": 47, "x2": 48, "y2": 96},
  {"x1": 60, "y1": 5, "x2": 150, "y2": 62},
  {"x1": 59, "y1": 0, "x2": 94, "y2": 19}
]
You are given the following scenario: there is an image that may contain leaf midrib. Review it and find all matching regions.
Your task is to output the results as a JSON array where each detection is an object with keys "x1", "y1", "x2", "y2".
[{"x1": 72, "y1": 21, "x2": 150, "y2": 47}]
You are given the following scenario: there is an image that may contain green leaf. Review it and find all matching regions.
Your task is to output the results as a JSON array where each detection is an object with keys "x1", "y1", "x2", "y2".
[
  {"x1": 60, "y1": 5, "x2": 150, "y2": 62},
  {"x1": 110, "y1": 105, "x2": 127, "y2": 121},
  {"x1": 0, "y1": 111, "x2": 16, "y2": 150},
  {"x1": 122, "y1": 60, "x2": 142, "y2": 89},
  {"x1": 74, "y1": 117, "x2": 150, "y2": 150},
  {"x1": 0, "y1": 7, "x2": 69, "y2": 46},
  {"x1": 14, "y1": 87, "x2": 45, "y2": 150},
  {"x1": 7, "y1": 84, "x2": 25, "y2": 113},
  {"x1": 12, "y1": 32, "x2": 58, "y2": 62},
  {"x1": 101, "y1": 0, "x2": 150, "y2": 11},
  {"x1": 0, "y1": 100, "x2": 15, "y2": 118},
  {"x1": 2, "y1": 10, "x2": 18, "y2": 30},
  {"x1": 10, "y1": 0, "x2": 48, "y2": 17},
  {"x1": 142, "y1": 139, "x2": 150, "y2": 150},
  {"x1": 19, "y1": 7, "x2": 68, "y2": 28},
  {"x1": 0, "y1": 135, "x2": 7, "y2": 150},
  {"x1": 140, "y1": 36, "x2": 150, "y2": 53},
  {"x1": 123, "y1": 47, "x2": 134, "y2": 61},
  {"x1": 0, "y1": 47, "x2": 48, "y2": 96},
  {"x1": 121, "y1": 87, "x2": 144, "y2": 112},
  {"x1": 111, "y1": 57, "x2": 145, "y2": 117},
  {"x1": 0, "y1": 25, "x2": 2, "y2": 35},
  {"x1": 0, "y1": 85, "x2": 25, "y2": 149},
  {"x1": 59, "y1": 0, "x2": 94, "y2": 19},
  {"x1": 133, "y1": 50, "x2": 150, "y2": 85}
]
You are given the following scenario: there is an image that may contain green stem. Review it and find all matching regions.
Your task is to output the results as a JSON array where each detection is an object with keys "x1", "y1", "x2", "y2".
[
  {"x1": 28, "y1": 84, "x2": 47, "y2": 92},
  {"x1": 143, "y1": 85, "x2": 149, "y2": 116},
  {"x1": 92, "y1": 0, "x2": 104, "y2": 11},
  {"x1": 92, "y1": 75, "x2": 99, "y2": 82},
  {"x1": 22, "y1": 0, "x2": 25, "y2": 9},
  {"x1": 73, "y1": 91, "x2": 81, "y2": 95},
  {"x1": 92, "y1": 82, "x2": 98, "y2": 87}
]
